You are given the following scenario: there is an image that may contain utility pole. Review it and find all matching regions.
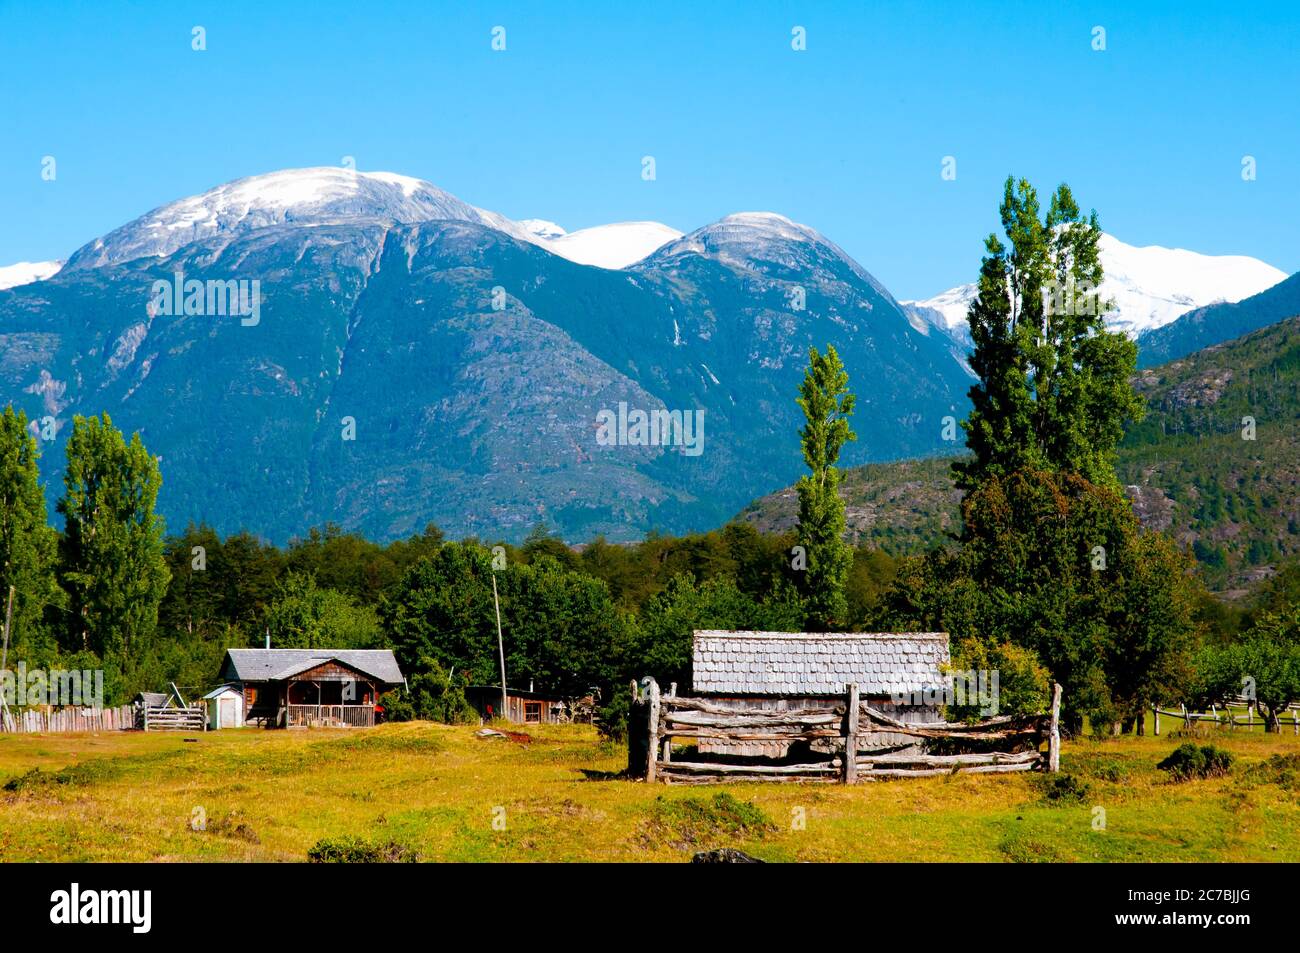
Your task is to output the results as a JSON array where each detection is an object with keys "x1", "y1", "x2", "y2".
[{"x1": 493, "y1": 573, "x2": 507, "y2": 721}]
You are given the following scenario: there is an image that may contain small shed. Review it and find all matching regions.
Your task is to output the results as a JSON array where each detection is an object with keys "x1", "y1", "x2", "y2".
[
  {"x1": 691, "y1": 630, "x2": 952, "y2": 757},
  {"x1": 204, "y1": 684, "x2": 244, "y2": 730},
  {"x1": 465, "y1": 685, "x2": 569, "y2": 724}
]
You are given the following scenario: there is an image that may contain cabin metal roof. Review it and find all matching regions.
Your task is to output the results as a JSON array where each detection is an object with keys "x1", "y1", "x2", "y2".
[
  {"x1": 691, "y1": 630, "x2": 950, "y2": 697},
  {"x1": 220, "y1": 649, "x2": 405, "y2": 685}
]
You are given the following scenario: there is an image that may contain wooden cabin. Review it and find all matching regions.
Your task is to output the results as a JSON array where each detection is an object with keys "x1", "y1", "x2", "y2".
[
  {"x1": 217, "y1": 649, "x2": 405, "y2": 728},
  {"x1": 465, "y1": 685, "x2": 571, "y2": 724},
  {"x1": 690, "y1": 630, "x2": 952, "y2": 757}
]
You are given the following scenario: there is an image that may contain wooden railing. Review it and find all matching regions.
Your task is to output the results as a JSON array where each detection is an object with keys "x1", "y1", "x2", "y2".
[
  {"x1": 286, "y1": 704, "x2": 374, "y2": 728},
  {"x1": 1152, "y1": 700, "x2": 1300, "y2": 734},
  {"x1": 141, "y1": 704, "x2": 206, "y2": 732},
  {"x1": 630, "y1": 678, "x2": 1061, "y2": 785}
]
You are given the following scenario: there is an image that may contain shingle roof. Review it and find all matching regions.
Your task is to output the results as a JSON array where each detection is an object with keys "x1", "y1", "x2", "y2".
[
  {"x1": 691, "y1": 630, "x2": 950, "y2": 696},
  {"x1": 221, "y1": 649, "x2": 404, "y2": 685}
]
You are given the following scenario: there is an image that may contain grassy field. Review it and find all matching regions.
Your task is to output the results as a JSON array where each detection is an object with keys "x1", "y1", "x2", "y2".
[{"x1": 1, "y1": 722, "x2": 1298, "y2": 862}]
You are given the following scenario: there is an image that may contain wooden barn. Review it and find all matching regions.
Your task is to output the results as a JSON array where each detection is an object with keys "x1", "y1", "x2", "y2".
[
  {"x1": 465, "y1": 685, "x2": 569, "y2": 724},
  {"x1": 217, "y1": 649, "x2": 405, "y2": 728},
  {"x1": 690, "y1": 630, "x2": 952, "y2": 757}
]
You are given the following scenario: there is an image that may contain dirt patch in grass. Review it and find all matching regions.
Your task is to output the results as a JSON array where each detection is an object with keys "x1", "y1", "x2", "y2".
[{"x1": 203, "y1": 809, "x2": 261, "y2": 844}]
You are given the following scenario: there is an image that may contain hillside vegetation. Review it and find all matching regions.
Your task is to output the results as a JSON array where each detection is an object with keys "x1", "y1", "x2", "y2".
[{"x1": 740, "y1": 317, "x2": 1300, "y2": 590}]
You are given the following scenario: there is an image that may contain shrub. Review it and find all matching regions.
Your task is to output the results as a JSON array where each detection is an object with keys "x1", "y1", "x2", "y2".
[
  {"x1": 641, "y1": 792, "x2": 775, "y2": 849},
  {"x1": 1241, "y1": 753, "x2": 1300, "y2": 792},
  {"x1": 307, "y1": 835, "x2": 419, "y2": 863},
  {"x1": 1157, "y1": 743, "x2": 1234, "y2": 781},
  {"x1": 1037, "y1": 773, "x2": 1091, "y2": 803},
  {"x1": 3, "y1": 759, "x2": 120, "y2": 793}
]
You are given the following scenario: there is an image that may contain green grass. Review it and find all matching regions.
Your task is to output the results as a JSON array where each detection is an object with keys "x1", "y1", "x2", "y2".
[{"x1": 1, "y1": 723, "x2": 1298, "y2": 862}]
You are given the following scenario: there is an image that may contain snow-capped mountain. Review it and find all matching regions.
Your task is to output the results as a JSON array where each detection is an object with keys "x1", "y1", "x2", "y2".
[
  {"x1": 64, "y1": 167, "x2": 536, "y2": 271},
  {"x1": 1, "y1": 169, "x2": 969, "y2": 544},
  {"x1": 645, "y1": 212, "x2": 893, "y2": 294},
  {"x1": 0, "y1": 260, "x2": 63, "y2": 290},
  {"x1": 540, "y1": 221, "x2": 682, "y2": 269},
  {"x1": 902, "y1": 234, "x2": 1287, "y2": 342},
  {"x1": 59, "y1": 166, "x2": 680, "y2": 273}
]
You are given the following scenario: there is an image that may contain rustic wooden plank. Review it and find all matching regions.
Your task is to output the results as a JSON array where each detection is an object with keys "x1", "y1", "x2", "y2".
[
  {"x1": 1048, "y1": 683, "x2": 1061, "y2": 773},
  {"x1": 860, "y1": 762, "x2": 1039, "y2": 779},
  {"x1": 659, "y1": 761, "x2": 839, "y2": 776},
  {"x1": 844, "y1": 684, "x2": 859, "y2": 785},
  {"x1": 645, "y1": 679, "x2": 660, "y2": 784},
  {"x1": 663, "y1": 711, "x2": 843, "y2": 728},
  {"x1": 855, "y1": 750, "x2": 1041, "y2": 768},
  {"x1": 660, "y1": 696, "x2": 845, "y2": 718},
  {"x1": 661, "y1": 729, "x2": 841, "y2": 741}
]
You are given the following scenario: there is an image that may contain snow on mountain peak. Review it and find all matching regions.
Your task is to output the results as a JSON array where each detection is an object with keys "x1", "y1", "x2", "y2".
[
  {"x1": 519, "y1": 219, "x2": 567, "y2": 241},
  {"x1": 536, "y1": 221, "x2": 683, "y2": 269},
  {"x1": 650, "y1": 212, "x2": 834, "y2": 263},
  {"x1": 902, "y1": 233, "x2": 1287, "y2": 341},
  {"x1": 0, "y1": 260, "x2": 63, "y2": 291},
  {"x1": 65, "y1": 166, "x2": 534, "y2": 270}
]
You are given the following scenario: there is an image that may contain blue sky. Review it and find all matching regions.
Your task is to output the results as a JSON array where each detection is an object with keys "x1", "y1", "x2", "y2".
[{"x1": 2, "y1": 0, "x2": 1297, "y2": 299}]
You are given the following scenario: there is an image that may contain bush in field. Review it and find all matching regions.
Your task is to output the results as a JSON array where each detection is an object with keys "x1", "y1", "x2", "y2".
[
  {"x1": 642, "y1": 792, "x2": 775, "y2": 849},
  {"x1": 1241, "y1": 753, "x2": 1300, "y2": 792},
  {"x1": 3, "y1": 759, "x2": 121, "y2": 793},
  {"x1": 1037, "y1": 773, "x2": 1091, "y2": 804},
  {"x1": 1157, "y1": 742, "x2": 1234, "y2": 781},
  {"x1": 307, "y1": 835, "x2": 419, "y2": 863}
]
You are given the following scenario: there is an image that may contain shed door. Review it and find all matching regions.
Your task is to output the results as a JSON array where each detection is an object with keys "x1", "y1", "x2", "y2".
[{"x1": 220, "y1": 696, "x2": 236, "y2": 729}]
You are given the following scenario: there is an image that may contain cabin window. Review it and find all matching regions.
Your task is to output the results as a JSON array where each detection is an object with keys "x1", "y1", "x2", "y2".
[{"x1": 524, "y1": 701, "x2": 542, "y2": 723}]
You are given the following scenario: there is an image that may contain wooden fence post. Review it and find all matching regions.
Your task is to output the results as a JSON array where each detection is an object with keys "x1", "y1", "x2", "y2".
[
  {"x1": 843, "y1": 684, "x2": 859, "y2": 784},
  {"x1": 1048, "y1": 683, "x2": 1062, "y2": 773},
  {"x1": 1153, "y1": 705, "x2": 1160, "y2": 736},
  {"x1": 645, "y1": 678, "x2": 660, "y2": 784},
  {"x1": 662, "y1": 683, "x2": 676, "y2": 763}
]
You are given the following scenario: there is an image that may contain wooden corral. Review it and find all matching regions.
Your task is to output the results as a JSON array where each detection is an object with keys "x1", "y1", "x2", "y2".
[{"x1": 631, "y1": 678, "x2": 1061, "y2": 784}]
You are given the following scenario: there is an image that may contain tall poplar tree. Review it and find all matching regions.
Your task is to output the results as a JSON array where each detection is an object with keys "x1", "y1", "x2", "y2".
[
  {"x1": 57, "y1": 414, "x2": 170, "y2": 694},
  {"x1": 0, "y1": 405, "x2": 59, "y2": 660},
  {"x1": 953, "y1": 176, "x2": 1143, "y2": 492},
  {"x1": 795, "y1": 345, "x2": 856, "y2": 629}
]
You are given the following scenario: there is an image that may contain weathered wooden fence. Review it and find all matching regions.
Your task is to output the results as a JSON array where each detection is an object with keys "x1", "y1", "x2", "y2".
[
  {"x1": 630, "y1": 678, "x2": 1061, "y2": 784},
  {"x1": 1152, "y1": 698, "x2": 1300, "y2": 735},
  {"x1": 141, "y1": 704, "x2": 206, "y2": 731},
  {"x1": 1, "y1": 704, "x2": 135, "y2": 734}
]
